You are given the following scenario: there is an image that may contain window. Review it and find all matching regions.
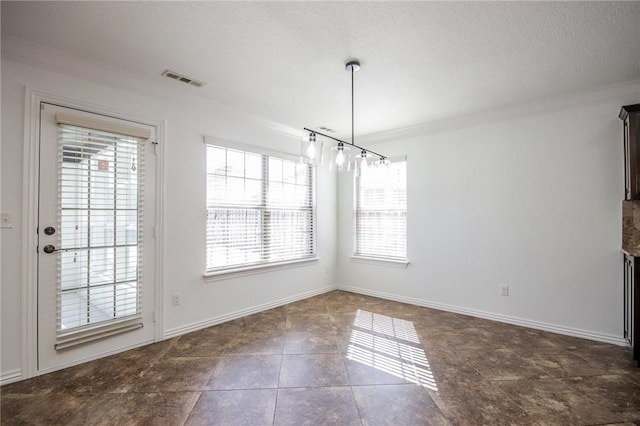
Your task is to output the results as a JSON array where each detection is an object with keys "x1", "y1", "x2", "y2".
[
  {"x1": 355, "y1": 160, "x2": 407, "y2": 261},
  {"x1": 56, "y1": 121, "x2": 146, "y2": 348},
  {"x1": 206, "y1": 140, "x2": 316, "y2": 273}
]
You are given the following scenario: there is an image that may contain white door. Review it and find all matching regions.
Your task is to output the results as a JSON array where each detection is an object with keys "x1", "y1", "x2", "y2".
[{"x1": 37, "y1": 103, "x2": 157, "y2": 373}]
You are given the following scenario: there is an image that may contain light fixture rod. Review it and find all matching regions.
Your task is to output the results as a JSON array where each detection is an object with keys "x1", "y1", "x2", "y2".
[
  {"x1": 303, "y1": 127, "x2": 386, "y2": 159},
  {"x1": 351, "y1": 63, "x2": 355, "y2": 147}
]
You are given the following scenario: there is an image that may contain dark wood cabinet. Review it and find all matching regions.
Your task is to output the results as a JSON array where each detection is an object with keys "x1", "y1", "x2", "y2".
[
  {"x1": 621, "y1": 104, "x2": 640, "y2": 366},
  {"x1": 620, "y1": 104, "x2": 640, "y2": 200},
  {"x1": 623, "y1": 254, "x2": 639, "y2": 365}
]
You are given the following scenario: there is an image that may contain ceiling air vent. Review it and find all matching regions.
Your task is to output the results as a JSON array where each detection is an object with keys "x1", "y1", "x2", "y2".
[{"x1": 161, "y1": 70, "x2": 206, "y2": 88}]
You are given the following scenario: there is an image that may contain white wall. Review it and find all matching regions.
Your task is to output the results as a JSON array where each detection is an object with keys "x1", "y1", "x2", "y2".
[
  {"x1": 1, "y1": 44, "x2": 337, "y2": 381},
  {"x1": 337, "y1": 82, "x2": 640, "y2": 343}
]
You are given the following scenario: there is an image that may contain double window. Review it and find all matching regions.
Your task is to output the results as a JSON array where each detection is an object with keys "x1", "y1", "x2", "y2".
[
  {"x1": 206, "y1": 139, "x2": 316, "y2": 273},
  {"x1": 355, "y1": 160, "x2": 407, "y2": 262}
]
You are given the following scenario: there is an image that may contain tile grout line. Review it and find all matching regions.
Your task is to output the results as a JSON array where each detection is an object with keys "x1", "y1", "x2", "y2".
[
  {"x1": 271, "y1": 306, "x2": 289, "y2": 425},
  {"x1": 333, "y1": 301, "x2": 366, "y2": 425}
]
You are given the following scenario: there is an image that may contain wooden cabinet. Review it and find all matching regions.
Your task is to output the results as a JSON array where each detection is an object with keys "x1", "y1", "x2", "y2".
[
  {"x1": 623, "y1": 254, "x2": 639, "y2": 365},
  {"x1": 620, "y1": 104, "x2": 640, "y2": 200},
  {"x1": 621, "y1": 104, "x2": 640, "y2": 366}
]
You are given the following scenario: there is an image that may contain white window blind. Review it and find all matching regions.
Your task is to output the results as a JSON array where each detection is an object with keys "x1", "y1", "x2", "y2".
[
  {"x1": 56, "y1": 123, "x2": 145, "y2": 349},
  {"x1": 206, "y1": 143, "x2": 316, "y2": 273},
  {"x1": 355, "y1": 160, "x2": 407, "y2": 261}
]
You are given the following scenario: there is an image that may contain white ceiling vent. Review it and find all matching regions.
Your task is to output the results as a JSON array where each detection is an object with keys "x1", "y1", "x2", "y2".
[{"x1": 161, "y1": 70, "x2": 206, "y2": 88}]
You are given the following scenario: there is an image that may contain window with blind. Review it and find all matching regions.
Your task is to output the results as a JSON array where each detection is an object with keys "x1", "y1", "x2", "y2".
[
  {"x1": 56, "y1": 121, "x2": 146, "y2": 348},
  {"x1": 355, "y1": 160, "x2": 407, "y2": 261},
  {"x1": 206, "y1": 141, "x2": 316, "y2": 273}
]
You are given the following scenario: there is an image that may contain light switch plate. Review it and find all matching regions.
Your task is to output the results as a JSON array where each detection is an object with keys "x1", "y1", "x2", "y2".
[{"x1": 1, "y1": 212, "x2": 13, "y2": 229}]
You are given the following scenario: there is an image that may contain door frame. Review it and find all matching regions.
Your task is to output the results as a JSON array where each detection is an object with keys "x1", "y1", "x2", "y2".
[{"x1": 22, "y1": 88, "x2": 165, "y2": 378}]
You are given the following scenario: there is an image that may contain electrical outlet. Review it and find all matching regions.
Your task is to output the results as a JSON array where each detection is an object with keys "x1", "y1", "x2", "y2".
[
  {"x1": 171, "y1": 293, "x2": 181, "y2": 306},
  {"x1": 500, "y1": 285, "x2": 509, "y2": 296}
]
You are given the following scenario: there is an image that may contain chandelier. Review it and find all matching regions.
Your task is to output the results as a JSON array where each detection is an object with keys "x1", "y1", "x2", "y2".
[{"x1": 301, "y1": 60, "x2": 389, "y2": 173}]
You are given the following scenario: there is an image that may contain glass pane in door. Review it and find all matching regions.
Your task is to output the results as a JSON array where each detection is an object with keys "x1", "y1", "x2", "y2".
[{"x1": 58, "y1": 125, "x2": 143, "y2": 335}]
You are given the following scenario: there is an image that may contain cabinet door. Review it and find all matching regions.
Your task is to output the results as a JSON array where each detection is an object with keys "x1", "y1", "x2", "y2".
[
  {"x1": 634, "y1": 257, "x2": 640, "y2": 364},
  {"x1": 621, "y1": 105, "x2": 640, "y2": 200},
  {"x1": 624, "y1": 255, "x2": 633, "y2": 344},
  {"x1": 624, "y1": 117, "x2": 632, "y2": 200}
]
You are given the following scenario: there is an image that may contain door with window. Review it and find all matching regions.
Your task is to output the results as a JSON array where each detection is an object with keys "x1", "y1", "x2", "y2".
[{"x1": 37, "y1": 104, "x2": 157, "y2": 372}]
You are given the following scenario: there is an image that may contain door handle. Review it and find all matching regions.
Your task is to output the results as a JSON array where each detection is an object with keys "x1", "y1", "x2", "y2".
[{"x1": 42, "y1": 245, "x2": 68, "y2": 254}]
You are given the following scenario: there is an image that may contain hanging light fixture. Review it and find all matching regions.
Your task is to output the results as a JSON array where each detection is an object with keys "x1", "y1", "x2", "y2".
[
  {"x1": 330, "y1": 141, "x2": 351, "y2": 172},
  {"x1": 301, "y1": 131, "x2": 323, "y2": 165},
  {"x1": 355, "y1": 149, "x2": 370, "y2": 177},
  {"x1": 301, "y1": 60, "x2": 389, "y2": 172},
  {"x1": 374, "y1": 156, "x2": 390, "y2": 168}
]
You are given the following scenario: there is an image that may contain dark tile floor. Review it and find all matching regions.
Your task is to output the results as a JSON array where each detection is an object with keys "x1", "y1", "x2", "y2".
[{"x1": 2, "y1": 290, "x2": 640, "y2": 425}]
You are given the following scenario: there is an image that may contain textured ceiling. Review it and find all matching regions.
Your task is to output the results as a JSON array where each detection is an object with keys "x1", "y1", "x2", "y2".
[{"x1": 2, "y1": 1, "x2": 639, "y2": 138}]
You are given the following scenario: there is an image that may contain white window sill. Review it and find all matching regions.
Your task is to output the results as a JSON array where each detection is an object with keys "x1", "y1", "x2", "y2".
[
  {"x1": 350, "y1": 256, "x2": 409, "y2": 268},
  {"x1": 204, "y1": 257, "x2": 320, "y2": 282}
]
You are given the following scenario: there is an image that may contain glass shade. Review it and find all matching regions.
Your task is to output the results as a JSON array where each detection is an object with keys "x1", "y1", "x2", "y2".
[
  {"x1": 374, "y1": 156, "x2": 391, "y2": 170},
  {"x1": 371, "y1": 157, "x2": 391, "y2": 184},
  {"x1": 330, "y1": 143, "x2": 351, "y2": 172},
  {"x1": 355, "y1": 149, "x2": 371, "y2": 177},
  {"x1": 301, "y1": 133, "x2": 323, "y2": 165}
]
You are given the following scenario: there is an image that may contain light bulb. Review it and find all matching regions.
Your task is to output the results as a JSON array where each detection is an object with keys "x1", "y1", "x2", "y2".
[
  {"x1": 336, "y1": 149, "x2": 344, "y2": 166},
  {"x1": 306, "y1": 142, "x2": 316, "y2": 160}
]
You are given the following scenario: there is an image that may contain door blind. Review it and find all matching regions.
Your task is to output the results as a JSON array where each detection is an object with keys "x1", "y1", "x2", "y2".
[
  {"x1": 55, "y1": 123, "x2": 145, "y2": 349},
  {"x1": 355, "y1": 160, "x2": 407, "y2": 261},
  {"x1": 206, "y1": 144, "x2": 315, "y2": 272}
]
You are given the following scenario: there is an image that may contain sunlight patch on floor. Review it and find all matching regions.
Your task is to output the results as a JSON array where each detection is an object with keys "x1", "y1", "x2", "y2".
[{"x1": 346, "y1": 309, "x2": 438, "y2": 391}]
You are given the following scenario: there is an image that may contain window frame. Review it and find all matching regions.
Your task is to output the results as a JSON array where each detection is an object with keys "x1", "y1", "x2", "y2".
[
  {"x1": 353, "y1": 156, "x2": 408, "y2": 266},
  {"x1": 204, "y1": 136, "x2": 318, "y2": 280}
]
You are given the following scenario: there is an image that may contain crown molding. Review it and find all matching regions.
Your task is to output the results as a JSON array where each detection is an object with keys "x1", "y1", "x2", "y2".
[
  {"x1": 1, "y1": 35, "x2": 302, "y2": 139},
  {"x1": 358, "y1": 79, "x2": 640, "y2": 146}
]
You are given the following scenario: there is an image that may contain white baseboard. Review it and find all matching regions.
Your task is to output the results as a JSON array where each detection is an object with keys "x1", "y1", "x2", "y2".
[
  {"x1": 1, "y1": 369, "x2": 23, "y2": 386},
  {"x1": 336, "y1": 284, "x2": 628, "y2": 347},
  {"x1": 163, "y1": 285, "x2": 335, "y2": 339}
]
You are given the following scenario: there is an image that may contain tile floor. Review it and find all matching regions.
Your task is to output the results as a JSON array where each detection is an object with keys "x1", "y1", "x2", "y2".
[{"x1": 2, "y1": 290, "x2": 640, "y2": 425}]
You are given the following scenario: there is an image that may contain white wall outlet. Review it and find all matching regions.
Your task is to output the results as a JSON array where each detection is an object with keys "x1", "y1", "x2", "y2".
[
  {"x1": 171, "y1": 293, "x2": 181, "y2": 306},
  {"x1": 500, "y1": 285, "x2": 509, "y2": 296}
]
